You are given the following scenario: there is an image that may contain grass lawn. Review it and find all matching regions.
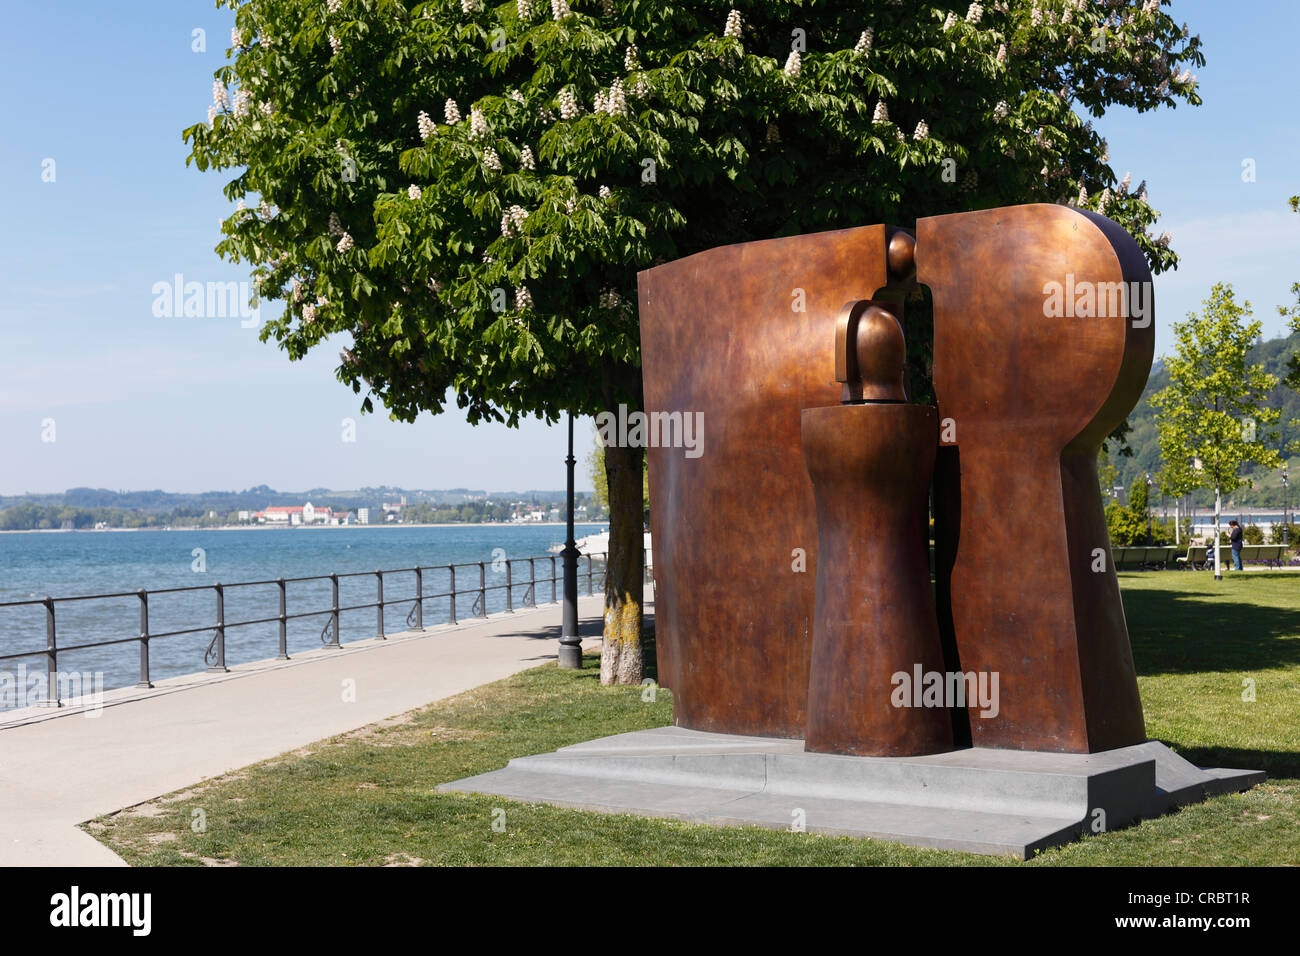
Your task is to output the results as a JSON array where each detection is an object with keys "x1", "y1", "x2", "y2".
[{"x1": 87, "y1": 572, "x2": 1300, "y2": 866}]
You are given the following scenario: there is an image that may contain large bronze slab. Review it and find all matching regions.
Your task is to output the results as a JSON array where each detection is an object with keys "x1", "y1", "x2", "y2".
[
  {"x1": 637, "y1": 226, "x2": 909, "y2": 738},
  {"x1": 918, "y1": 204, "x2": 1152, "y2": 753}
]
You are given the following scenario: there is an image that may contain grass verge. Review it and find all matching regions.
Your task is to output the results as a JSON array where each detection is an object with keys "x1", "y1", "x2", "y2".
[{"x1": 87, "y1": 572, "x2": 1299, "y2": 865}]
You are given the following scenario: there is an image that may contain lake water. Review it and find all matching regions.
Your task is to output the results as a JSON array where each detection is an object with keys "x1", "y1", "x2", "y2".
[{"x1": 0, "y1": 524, "x2": 607, "y2": 702}]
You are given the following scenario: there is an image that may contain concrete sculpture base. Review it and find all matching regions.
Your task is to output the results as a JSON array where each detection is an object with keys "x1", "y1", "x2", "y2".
[{"x1": 438, "y1": 726, "x2": 1265, "y2": 858}]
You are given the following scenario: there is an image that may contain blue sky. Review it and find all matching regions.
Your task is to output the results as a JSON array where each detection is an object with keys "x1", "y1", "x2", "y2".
[{"x1": 1, "y1": 0, "x2": 1296, "y2": 496}]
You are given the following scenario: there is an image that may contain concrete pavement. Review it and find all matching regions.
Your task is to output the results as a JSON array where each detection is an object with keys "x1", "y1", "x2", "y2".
[{"x1": 0, "y1": 593, "x2": 630, "y2": 866}]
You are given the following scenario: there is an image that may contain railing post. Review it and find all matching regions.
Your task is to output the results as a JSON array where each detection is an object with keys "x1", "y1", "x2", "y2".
[
  {"x1": 506, "y1": 560, "x2": 514, "y2": 613},
  {"x1": 529, "y1": 557, "x2": 536, "y2": 606},
  {"x1": 41, "y1": 596, "x2": 59, "y2": 707},
  {"x1": 327, "y1": 573, "x2": 341, "y2": 647},
  {"x1": 137, "y1": 588, "x2": 153, "y2": 688},
  {"x1": 277, "y1": 578, "x2": 289, "y2": 659},
  {"x1": 586, "y1": 555, "x2": 594, "y2": 596},
  {"x1": 414, "y1": 567, "x2": 424, "y2": 630},
  {"x1": 375, "y1": 569, "x2": 386, "y2": 640},
  {"x1": 550, "y1": 555, "x2": 557, "y2": 604},
  {"x1": 208, "y1": 583, "x2": 228, "y2": 673},
  {"x1": 448, "y1": 565, "x2": 457, "y2": 625},
  {"x1": 478, "y1": 561, "x2": 486, "y2": 617}
]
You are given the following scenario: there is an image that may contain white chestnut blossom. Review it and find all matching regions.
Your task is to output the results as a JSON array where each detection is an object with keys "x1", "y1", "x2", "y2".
[
  {"x1": 417, "y1": 110, "x2": 436, "y2": 141},
  {"x1": 213, "y1": 81, "x2": 230, "y2": 111},
  {"x1": 943, "y1": 12, "x2": 958, "y2": 30},
  {"x1": 328, "y1": 0, "x2": 343, "y2": 13},
  {"x1": 854, "y1": 29, "x2": 873, "y2": 54},
  {"x1": 598, "y1": 185, "x2": 612, "y2": 199},
  {"x1": 336, "y1": 232, "x2": 354, "y2": 253},
  {"x1": 995, "y1": 44, "x2": 1007, "y2": 65},
  {"x1": 483, "y1": 147, "x2": 502, "y2": 173},
  {"x1": 872, "y1": 100, "x2": 889, "y2": 123},
  {"x1": 551, "y1": 0, "x2": 571, "y2": 19},
  {"x1": 302, "y1": 304, "x2": 317, "y2": 324},
  {"x1": 469, "y1": 107, "x2": 488, "y2": 140},
  {"x1": 966, "y1": 2, "x2": 983, "y2": 23},
  {"x1": 1077, "y1": 184, "x2": 1088, "y2": 204},
  {"x1": 329, "y1": 212, "x2": 343, "y2": 236},
  {"x1": 599, "y1": 288, "x2": 624, "y2": 310},
  {"x1": 564, "y1": 197, "x2": 577, "y2": 214},
  {"x1": 517, "y1": 0, "x2": 534, "y2": 19},
  {"x1": 783, "y1": 51, "x2": 801, "y2": 78},
  {"x1": 624, "y1": 45, "x2": 639, "y2": 71},
  {"x1": 913, "y1": 120, "x2": 929, "y2": 140},
  {"x1": 558, "y1": 87, "x2": 579, "y2": 119},
  {"x1": 723, "y1": 9, "x2": 742, "y2": 38},
  {"x1": 408, "y1": 184, "x2": 422, "y2": 200},
  {"x1": 444, "y1": 98, "x2": 461, "y2": 124},
  {"x1": 329, "y1": 33, "x2": 342, "y2": 55},
  {"x1": 993, "y1": 100, "x2": 1010, "y2": 120},
  {"x1": 260, "y1": 100, "x2": 274, "y2": 117},
  {"x1": 597, "y1": 79, "x2": 627, "y2": 115},
  {"x1": 462, "y1": 0, "x2": 480, "y2": 13},
  {"x1": 515, "y1": 286, "x2": 533, "y2": 310},
  {"x1": 207, "y1": 106, "x2": 218, "y2": 124},
  {"x1": 520, "y1": 146, "x2": 536, "y2": 170}
]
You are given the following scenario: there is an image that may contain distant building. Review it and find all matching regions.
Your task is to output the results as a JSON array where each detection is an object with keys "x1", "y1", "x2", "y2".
[
  {"x1": 252, "y1": 502, "x2": 334, "y2": 526},
  {"x1": 357, "y1": 508, "x2": 370, "y2": 525},
  {"x1": 238, "y1": 510, "x2": 250, "y2": 522}
]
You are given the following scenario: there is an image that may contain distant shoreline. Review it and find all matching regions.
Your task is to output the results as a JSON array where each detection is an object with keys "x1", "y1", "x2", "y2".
[{"x1": 0, "y1": 522, "x2": 605, "y2": 535}]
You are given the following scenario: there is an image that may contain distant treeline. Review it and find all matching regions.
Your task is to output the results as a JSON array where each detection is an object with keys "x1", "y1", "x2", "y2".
[{"x1": 0, "y1": 496, "x2": 602, "y2": 531}]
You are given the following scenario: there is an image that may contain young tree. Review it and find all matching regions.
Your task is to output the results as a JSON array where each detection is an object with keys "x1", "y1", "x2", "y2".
[
  {"x1": 1150, "y1": 283, "x2": 1282, "y2": 579},
  {"x1": 1282, "y1": 195, "x2": 1300, "y2": 393},
  {"x1": 186, "y1": 0, "x2": 1202, "y2": 682}
]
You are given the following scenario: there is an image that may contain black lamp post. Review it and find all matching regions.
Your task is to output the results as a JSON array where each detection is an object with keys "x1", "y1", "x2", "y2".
[
  {"x1": 558, "y1": 413, "x2": 582, "y2": 668},
  {"x1": 1283, "y1": 468, "x2": 1290, "y2": 548},
  {"x1": 1144, "y1": 473, "x2": 1153, "y2": 545}
]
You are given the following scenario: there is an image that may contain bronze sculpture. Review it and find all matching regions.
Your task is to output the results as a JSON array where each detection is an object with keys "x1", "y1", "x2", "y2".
[{"x1": 637, "y1": 203, "x2": 1153, "y2": 756}]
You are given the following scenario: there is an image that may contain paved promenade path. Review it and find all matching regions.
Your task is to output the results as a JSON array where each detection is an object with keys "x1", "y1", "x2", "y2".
[{"x1": 0, "y1": 594, "x2": 629, "y2": 866}]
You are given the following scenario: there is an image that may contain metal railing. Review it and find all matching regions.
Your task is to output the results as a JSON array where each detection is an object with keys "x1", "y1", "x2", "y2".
[{"x1": 0, "y1": 548, "x2": 654, "y2": 708}]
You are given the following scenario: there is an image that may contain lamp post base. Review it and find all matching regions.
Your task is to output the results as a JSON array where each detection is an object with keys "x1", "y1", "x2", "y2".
[{"x1": 558, "y1": 642, "x2": 583, "y2": 669}]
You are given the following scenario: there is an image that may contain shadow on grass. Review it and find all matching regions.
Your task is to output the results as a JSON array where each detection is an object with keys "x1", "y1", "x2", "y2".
[
  {"x1": 1163, "y1": 743, "x2": 1300, "y2": 780},
  {"x1": 1123, "y1": 582, "x2": 1300, "y2": 676}
]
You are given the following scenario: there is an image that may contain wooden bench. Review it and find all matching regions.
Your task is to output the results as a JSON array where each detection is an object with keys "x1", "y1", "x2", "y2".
[
  {"x1": 1189, "y1": 543, "x2": 1287, "y2": 568},
  {"x1": 1112, "y1": 546, "x2": 1178, "y2": 570}
]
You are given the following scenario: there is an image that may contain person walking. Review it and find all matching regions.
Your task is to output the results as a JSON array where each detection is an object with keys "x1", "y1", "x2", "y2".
[{"x1": 1229, "y1": 520, "x2": 1244, "y2": 571}]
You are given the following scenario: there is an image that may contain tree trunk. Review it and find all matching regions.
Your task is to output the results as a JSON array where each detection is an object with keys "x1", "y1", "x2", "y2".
[{"x1": 600, "y1": 439, "x2": 645, "y2": 685}]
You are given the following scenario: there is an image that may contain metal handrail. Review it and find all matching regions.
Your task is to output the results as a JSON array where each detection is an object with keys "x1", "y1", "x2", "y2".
[{"x1": 0, "y1": 548, "x2": 654, "y2": 707}]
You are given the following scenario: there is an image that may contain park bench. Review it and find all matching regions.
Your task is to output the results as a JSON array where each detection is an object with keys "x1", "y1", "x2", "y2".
[
  {"x1": 1180, "y1": 543, "x2": 1287, "y2": 569},
  {"x1": 1111, "y1": 546, "x2": 1178, "y2": 570}
]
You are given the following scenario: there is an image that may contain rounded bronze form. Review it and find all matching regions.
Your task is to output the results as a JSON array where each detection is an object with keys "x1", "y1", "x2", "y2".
[
  {"x1": 854, "y1": 306, "x2": 907, "y2": 402},
  {"x1": 887, "y1": 230, "x2": 916, "y2": 280}
]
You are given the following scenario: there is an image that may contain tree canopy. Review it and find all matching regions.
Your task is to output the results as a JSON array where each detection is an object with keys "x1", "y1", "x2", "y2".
[{"x1": 186, "y1": 0, "x2": 1203, "y2": 426}]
